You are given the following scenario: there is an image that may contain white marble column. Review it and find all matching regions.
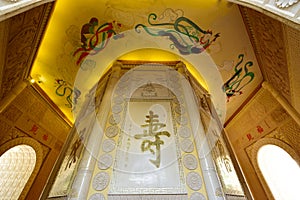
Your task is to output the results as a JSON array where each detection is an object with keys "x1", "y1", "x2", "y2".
[
  {"x1": 199, "y1": 124, "x2": 226, "y2": 200},
  {"x1": 178, "y1": 63, "x2": 225, "y2": 200},
  {"x1": 69, "y1": 62, "x2": 122, "y2": 200},
  {"x1": 187, "y1": 100, "x2": 225, "y2": 200}
]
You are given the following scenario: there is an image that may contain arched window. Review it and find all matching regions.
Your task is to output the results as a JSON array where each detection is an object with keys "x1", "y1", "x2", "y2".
[
  {"x1": 257, "y1": 144, "x2": 300, "y2": 200},
  {"x1": 0, "y1": 145, "x2": 36, "y2": 200}
]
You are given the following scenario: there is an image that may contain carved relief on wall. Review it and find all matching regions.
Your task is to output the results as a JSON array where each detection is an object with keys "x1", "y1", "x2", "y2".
[
  {"x1": 0, "y1": 120, "x2": 50, "y2": 161},
  {"x1": 0, "y1": 121, "x2": 26, "y2": 146},
  {"x1": 2, "y1": 105, "x2": 23, "y2": 122},
  {"x1": 275, "y1": 0, "x2": 299, "y2": 8},
  {"x1": 278, "y1": 119, "x2": 300, "y2": 155},
  {"x1": 186, "y1": 172, "x2": 202, "y2": 191},
  {"x1": 284, "y1": 24, "x2": 300, "y2": 113},
  {"x1": 0, "y1": 3, "x2": 53, "y2": 100},
  {"x1": 230, "y1": 1, "x2": 300, "y2": 28},
  {"x1": 48, "y1": 125, "x2": 87, "y2": 197},
  {"x1": 241, "y1": 7, "x2": 291, "y2": 102}
]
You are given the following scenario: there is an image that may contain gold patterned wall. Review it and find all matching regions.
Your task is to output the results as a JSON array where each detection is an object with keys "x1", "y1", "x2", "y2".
[
  {"x1": 0, "y1": 2, "x2": 53, "y2": 100},
  {"x1": 0, "y1": 85, "x2": 71, "y2": 199},
  {"x1": 225, "y1": 86, "x2": 300, "y2": 199}
]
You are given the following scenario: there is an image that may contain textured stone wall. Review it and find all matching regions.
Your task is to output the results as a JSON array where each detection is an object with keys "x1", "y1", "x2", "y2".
[
  {"x1": 225, "y1": 86, "x2": 300, "y2": 199},
  {"x1": 0, "y1": 85, "x2": 71, "y2": 199}
]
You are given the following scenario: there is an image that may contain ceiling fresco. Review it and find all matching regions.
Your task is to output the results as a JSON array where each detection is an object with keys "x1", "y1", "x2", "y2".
[{"x1": 30, "y1": 0, "x2": 263, "y2": 123}]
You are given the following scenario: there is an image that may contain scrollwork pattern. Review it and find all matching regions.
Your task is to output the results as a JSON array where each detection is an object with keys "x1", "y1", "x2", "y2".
[{"x1": 275, "y1": 0, "x2": 299, "y2": 8}]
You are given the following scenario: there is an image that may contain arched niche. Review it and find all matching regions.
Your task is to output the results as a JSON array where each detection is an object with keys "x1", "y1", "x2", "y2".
[
  {"x1": 249, "y1": 137, "x2": 300, "y2": 200},
  {"x1": 0, "y1": 137, "x2": 44, "y2": 200},
  {"x1": 69, "y1": 60, "x2": 226, "y2": 200},
  {"x1": 73, "y1": 28, "x2": 227, "y2": 123}
]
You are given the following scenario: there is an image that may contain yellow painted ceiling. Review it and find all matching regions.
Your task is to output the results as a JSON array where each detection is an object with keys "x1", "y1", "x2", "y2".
[{"x1": 31, "y1": 0, "x2": 263, "y2": 123}]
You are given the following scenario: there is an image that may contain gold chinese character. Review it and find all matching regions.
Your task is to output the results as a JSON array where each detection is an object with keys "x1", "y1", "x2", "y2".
[{"x1": 134, "y1": 110, "x2": 170, "y2": 168}]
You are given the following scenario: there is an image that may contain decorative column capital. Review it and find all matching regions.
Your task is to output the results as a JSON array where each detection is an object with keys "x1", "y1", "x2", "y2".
[
  {"x1": 112, "y1": 61, "x2": 122, "y2": 71},
  {"x1": 176, "y1": 61, "x2": 187, "y2": 75}
]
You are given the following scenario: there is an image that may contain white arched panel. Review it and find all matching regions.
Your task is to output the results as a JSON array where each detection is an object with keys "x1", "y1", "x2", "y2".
[
  {"x1": 257, "y1": 144, "x2": 300, "y2": 200},
  {"x1": 0, "y1": 145, "x2": 36, "y2": 200}
]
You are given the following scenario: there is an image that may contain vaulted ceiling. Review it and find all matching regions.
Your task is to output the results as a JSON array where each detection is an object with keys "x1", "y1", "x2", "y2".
[{"x1": 0, "y1": 0, "x2": 299, "y2": 126}]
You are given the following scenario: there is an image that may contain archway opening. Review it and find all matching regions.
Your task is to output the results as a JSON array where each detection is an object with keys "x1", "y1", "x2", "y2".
[
  {"x1": 257, "y1": 144, "x2": 300, "y2": 200},
  {"x1": 0, "y1": 145, "x2": 36, "y2": 199}
]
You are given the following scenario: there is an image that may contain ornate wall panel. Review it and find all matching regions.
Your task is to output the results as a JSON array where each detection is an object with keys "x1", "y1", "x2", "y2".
[
  {"x1": 0, "y1": 2, "x2": 53, "y2": 100},
  {"x1": 278, "y1": 119, "x2": 300, "y2": 155},
  {"x1": 11, "y1": 87, "x2": 70, "y2": 145},
  {"x1": 0, "y1": 0, "x2": 54, "y2": 22},
  {"x1": 241, "y1": 7, "x2": 291, "y2": 103},
  {"x1": 225, "y1": 86, "x2": 300, "y2": 199},
  {"x1": 97, "y1": 65, "x2": 189, "y2": 199},
  {"x1": 0, "y1": 82, "x2": 71, "y2": 199},
  {"x1": 284, "y1": 24, "x2": 300, "y2": 113}
]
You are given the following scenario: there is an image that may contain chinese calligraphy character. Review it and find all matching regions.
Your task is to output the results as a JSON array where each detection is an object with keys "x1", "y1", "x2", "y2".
[
  {"x1": 256, "y1": 125, "x2": 264, "y2": 134},
  {"x1": 43, "y1": 134, "x2": 49, "y2": 141},
  {"x1": 246, "y1": 133, "x2": 254, "y2": 141},
  {"x1": 29, "y1": 124, "x2": 39, "y2": 135},
  {"x1": 134, "y1": 110, "x2": 170, "y2": 168}
]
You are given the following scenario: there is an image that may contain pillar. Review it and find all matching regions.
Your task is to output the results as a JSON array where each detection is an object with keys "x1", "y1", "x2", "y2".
[
  {"x1": 69, "y1": 62, "x2": 122, "y2": 199},
  {"x1": 262, "y1": 81, "x2": 300, "y2": 126},
  {"x1": 179, "y1": 66, "x2": 225, "y2": 199}
]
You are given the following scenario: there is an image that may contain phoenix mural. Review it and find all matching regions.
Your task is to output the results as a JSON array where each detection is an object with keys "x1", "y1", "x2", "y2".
[{"x1": 135, "y1": 13, "x2": 220, "y2": 55}]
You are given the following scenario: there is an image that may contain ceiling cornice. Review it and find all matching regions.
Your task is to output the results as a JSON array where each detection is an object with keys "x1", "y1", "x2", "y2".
[
  {"x1": 0, "y1": 0, "x2": 55, "y2": 22},
  {"x1": 228, "y1": 0, "x2": 300, "y2": 30}
]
